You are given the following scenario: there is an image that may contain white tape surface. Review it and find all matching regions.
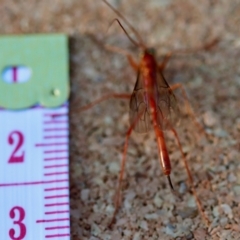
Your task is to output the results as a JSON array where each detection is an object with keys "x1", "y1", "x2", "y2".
[{"x1": 0, "y1": 105, "x2": 70, "y2": 240}]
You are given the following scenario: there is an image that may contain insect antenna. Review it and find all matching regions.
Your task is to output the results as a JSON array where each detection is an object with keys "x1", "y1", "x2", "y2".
[
  {"x1": 101, "y1": 0, "x2": 146, "y2": 49},
  {"x1": 108, "y1": 19, "x2": 141, "y2": 48}
]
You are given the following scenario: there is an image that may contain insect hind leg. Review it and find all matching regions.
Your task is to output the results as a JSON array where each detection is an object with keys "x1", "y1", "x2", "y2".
[
  {"x1": 108, "y1": 110, "x2": 145, "y2": 228},
  {"x1": 169, "y1": 125, "x2": 211, "y2": 227},
  {"x1": 108, "y1": 125, "x2": 132, "y2": 228}
]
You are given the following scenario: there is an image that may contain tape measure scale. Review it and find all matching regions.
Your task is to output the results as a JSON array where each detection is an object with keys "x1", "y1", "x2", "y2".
[{"x1": 0, "y1": 35, "x2": 70, "y2": 240}]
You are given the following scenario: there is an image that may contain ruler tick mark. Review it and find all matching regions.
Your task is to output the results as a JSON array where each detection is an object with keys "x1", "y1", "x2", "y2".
[
  {"x1": 45, "y1": 226, "x2": 70, "y2": 230},
  {"x1": 45, "y1": 194, "x2": 69, "y2": 199},
  {"x1": 44, "y1": 187, "x2": 68, "y2": 192},
  {"x1": 44, "y1": 171, "x2": 68, "y2": 176},
  {"x1": 36, "y1": 218, "x2": 69, "y2": 223},
  {"x1": 45, "y1": 202, "x2": 69, "y2": 207},
  {"x1": 44, "y1": 120, "x2": 67, "y2": 124},
  {"x1": 44, "y1": 135, "x2": 68, "y2": 139},
  {"x1": 44, "y1": 157, "x2": 68, "y2": 161},
  {"x1": 45, "y1": 233, "x2": 70, "y2": 238},
  {"x1": 44, "y1": 164, "x2": 68, "y2": 169},
  {"x1": 0, "y1": 179, "x2": 68, "y2": 187},
  {"x1": 44, "y1": 128, "x2": 68, "y2": 132},
  {"x1": 44, "y1": 113, "x2": 68, "y2": 117},
  {"x1": 44, "y1": 149, "x2": 68, "y2": 154},
  {"x1": 45, "y1": 210, "x2": 69, "y2": 215},
  {"x1": 35, "y1": 142, "x2": 67, "y2": 147}
]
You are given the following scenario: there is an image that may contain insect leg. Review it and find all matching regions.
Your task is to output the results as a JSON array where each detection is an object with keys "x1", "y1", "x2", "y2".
[
  {"x1": 109, "y1": 110, "x2": 144, "y2": 227},
  {"x1": 158, "y1": 52, "x2": 172, "y2": 71},
  {"x1": 76, "y1": 93, "x2": 131, "y2": 112},
  {"x1": 85, "y1": 34, "x2": 139, "y2": 71},
  {"x1": 104, "y1": 44, "x2": 139, "y2": 71},
  {"x1": 108, "y1": 124, "x2": 133, "y2": 227},
  {"x1": 127, "y1": 54, "x2": 139, "y2": 72},
  {"x1": 169, "y1": 125, "x2": 211, "y2": 227},
  {"x1": 158, "y1": 37, "x2": 219, "y2": 71}
]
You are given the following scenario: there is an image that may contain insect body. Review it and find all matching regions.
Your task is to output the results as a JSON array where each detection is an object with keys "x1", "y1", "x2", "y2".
[
  {"x1": 130, "y1": 49, "x2": 176, "y2": 187},
  {"x1": 80, "y1": 0, "x2": 214, "y2": 227}
]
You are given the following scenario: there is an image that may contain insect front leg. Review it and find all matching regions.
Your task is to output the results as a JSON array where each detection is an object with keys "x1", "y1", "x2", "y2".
[
  {"x1": 158, "y1": 37, "x2": 219, "y2": 72},
  {"x1": 104, "y1": 44, "x2": 139, "y2": 71},
  {"x1": 127, "y1": 54, "x2": 139, "y2": 72},
  {"x1": 158, "y1": 52, "x2": 173, "y2": 71}
]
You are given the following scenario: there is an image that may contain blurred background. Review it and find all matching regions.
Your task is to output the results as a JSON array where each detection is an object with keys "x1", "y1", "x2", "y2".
[{"x1": 1, "y1": 0, "x2": 240, "y2": 239}]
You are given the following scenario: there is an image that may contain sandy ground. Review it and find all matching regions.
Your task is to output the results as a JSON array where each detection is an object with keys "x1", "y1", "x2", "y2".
[{"x1": 1, "y1": 0, "x2": 240, "y2": 239}]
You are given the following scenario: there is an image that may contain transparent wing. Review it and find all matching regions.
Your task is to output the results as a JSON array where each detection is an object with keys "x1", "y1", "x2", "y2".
[
  {"x1": 129, "y1": 72, "x2": 151, "y2": 133},
  {"x1": 129, "y1": 70, "x2": 179, "y2": 133},
  {"x1": 156, "y1": 71, "x2": 179, "y2": 130}
]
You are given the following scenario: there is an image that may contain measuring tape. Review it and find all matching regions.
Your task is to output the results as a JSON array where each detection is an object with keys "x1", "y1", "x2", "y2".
[{"x1": 0, "y1": 35, "x2": 70, "y2": 240}]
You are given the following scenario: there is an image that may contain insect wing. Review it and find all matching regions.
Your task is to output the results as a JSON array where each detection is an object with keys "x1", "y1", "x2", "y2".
[
  {"x1": 156, "y1": 71, "x2": 179, "y2": 130},
  {"x1": 129, "y1": 72, "x2": 151, "y2": 133}
]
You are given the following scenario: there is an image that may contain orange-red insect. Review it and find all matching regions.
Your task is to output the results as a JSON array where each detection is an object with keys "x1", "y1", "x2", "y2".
[{"x1": 81, "y1": 0, "x2": 216, "y2": 227}]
